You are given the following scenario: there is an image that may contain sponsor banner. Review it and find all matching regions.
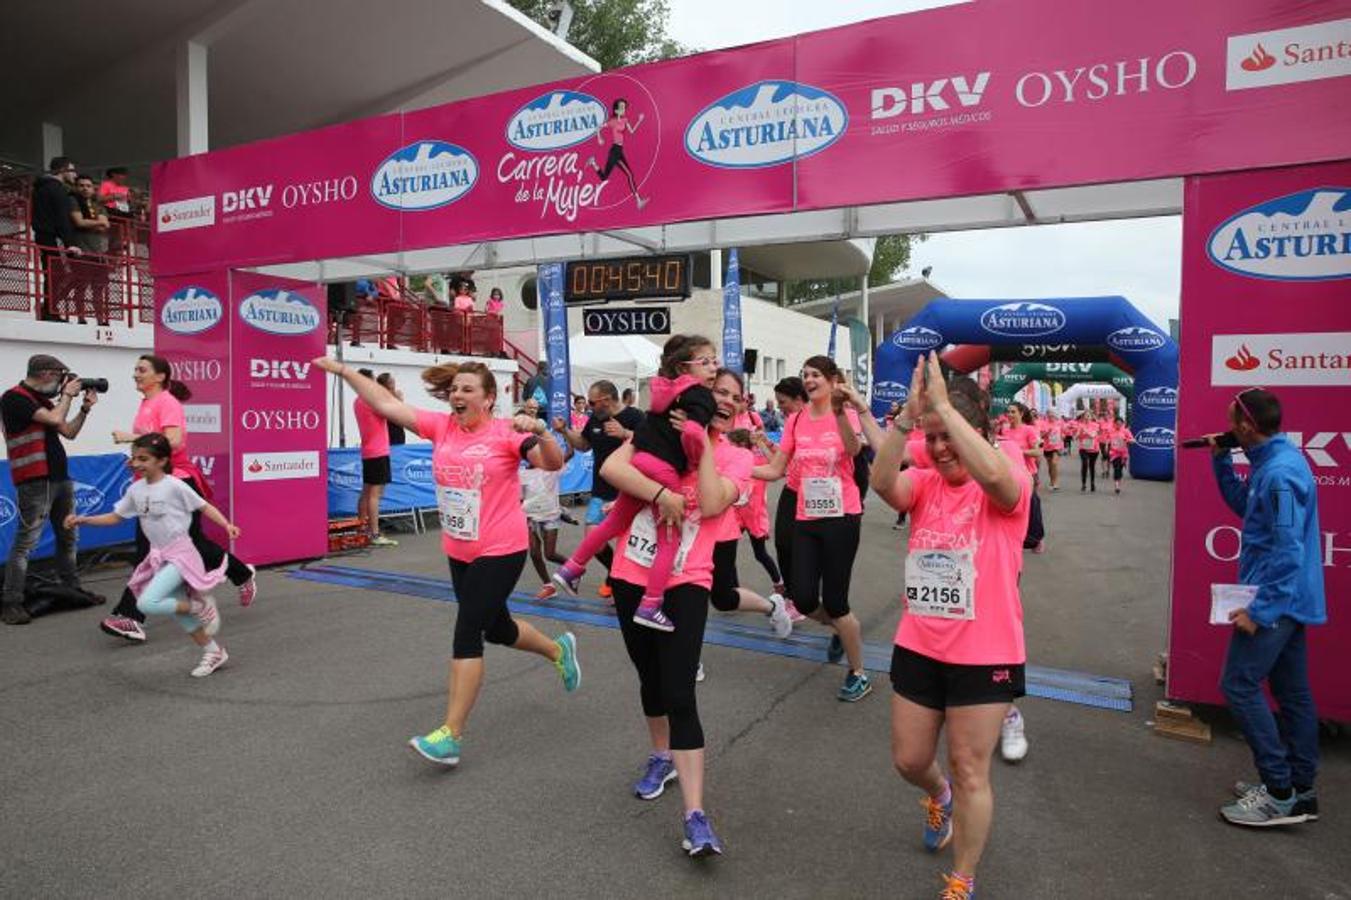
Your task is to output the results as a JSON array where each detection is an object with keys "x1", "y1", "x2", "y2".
[
  {"x1": 847, "y1": 318, "x2": 871, "y2": 398},
  {"x1": 1172, "y1": 159, "x2": 1351, "y2": 720},
  {"x1": 240, "y1": 450, "x2": 321, "y2": 482},
  {"x1": 230, "y1": 270, "x2": 328, "y2": 565},
  {"x1": 1212, "y1": 332, "x2": 1351, "y2": 386},
  {"x1": 539, "y1": 263, "x2": 572, "y2": 426},
  {"x1": 582, "y1": 306, "x2": 671, "y2": 336},
  {"x1": 722, "y1": 249, "x2": 743, "y2": 374},
  {"x1": 0, "y1": 453, "x2": 136, "y2": 561},
  {"x1": 183, "y1": 403, "x2": 222, "y2": 434},
  {"x1": 153, "y1": 1, "x2": 1349, "y2": 277},
  {"x1": 1205, "y1": 187, "x2": 1351, "y2": 282}
]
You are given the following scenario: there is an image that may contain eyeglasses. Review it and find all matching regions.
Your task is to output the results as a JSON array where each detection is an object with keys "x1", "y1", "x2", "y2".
[{"x1": 683, "y1": 356, "x2": 718, "y2": 368}]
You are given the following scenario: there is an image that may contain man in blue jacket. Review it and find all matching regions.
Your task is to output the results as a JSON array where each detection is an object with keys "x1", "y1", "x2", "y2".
[{"x1": 1209, "y1": 387, "x2": 1325, "y2": 828}]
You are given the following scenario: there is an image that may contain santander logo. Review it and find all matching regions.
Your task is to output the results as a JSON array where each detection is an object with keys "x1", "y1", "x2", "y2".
[
  {"x1": 1226, "y1": 345, "x2": 1262, "y2": 371},
  {"x1": 248, "y1": 459, "x2": 264, "y2": 474},
  {"x1": 1240, "y1": 43, "x2": 1277, "y2": 72}
]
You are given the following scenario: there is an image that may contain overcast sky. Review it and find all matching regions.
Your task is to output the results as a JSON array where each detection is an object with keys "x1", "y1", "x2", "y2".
[{"x1": 666, "y1": 0, "x2": 1182, "y2": 330}]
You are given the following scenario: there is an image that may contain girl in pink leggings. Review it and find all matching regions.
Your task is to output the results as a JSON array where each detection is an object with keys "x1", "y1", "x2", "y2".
[{"x1": 548, "y1": 335, "x2": 718, "y2": 632}]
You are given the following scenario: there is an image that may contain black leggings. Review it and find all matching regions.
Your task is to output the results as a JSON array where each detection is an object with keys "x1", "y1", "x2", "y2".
[
  {"x1": 790, "y1": 513, "x2": 861, "y2": 619},
  {"x1": 1112, "y1": 457, "x2": 1125, "y2": 481},
  {"x1": 1023, "y1": 490, "x2": 1045, "y2": 548},
  {"x1": 710, "y1": 540, "x2": 741, "y2": 612},
  {"x1": 596, "y1": 144, "x2": 639, "y2": 196},
  {"x1": 112, "y1": 475, "x2": 254, "y2": 622},
  {"x1": 773, "y1": 487, "x2": 797, "y2": 599},
  {"x1": 613, "y1": 579, "x2": 710, "y2": 750},
  {"x1": 1079, "y1": 450, "x2": 1098, "y2": 490},
  {"x1": 747, "y1": 534, "x2": 781, "y2": 586},
  {"x1": 448, "y1": 551, "x2": 526, "y2": 659}
]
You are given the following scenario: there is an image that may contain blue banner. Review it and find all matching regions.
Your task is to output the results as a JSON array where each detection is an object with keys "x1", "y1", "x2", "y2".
[
  {"x1": 722, "y1": 249, "x2": 743, "y2": 374},
  {"x1": 0, "y1": 453, "x2": 137, "y2": 560},
  {"x1": 539, "y1": 262, "x2": 571, "y2": 427}
]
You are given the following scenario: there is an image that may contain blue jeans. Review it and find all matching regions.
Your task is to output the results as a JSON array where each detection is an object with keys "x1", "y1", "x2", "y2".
[
  {"x1": 1220, "y1": 617, "x2": 1319, "y2": 790},
  {"x1": 2, "y1": 478, "x2": 79, "y2": 610}
]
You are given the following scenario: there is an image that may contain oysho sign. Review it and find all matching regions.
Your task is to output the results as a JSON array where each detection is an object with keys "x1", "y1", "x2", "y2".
[
  {"x1": 161, "y1": 286, "x2": 223, "y2": 335},
  {"x1": 685, "y1": 80, "x2": 847, "y2": 169},
  {"x1": 371, "y1": 141, "x2": 478, "y2": 211},
  {"x1": 979, "y1": 302, "x2": 1067, "y2": 338},
  {"x1": 1207, "y1": 188, "x2": 1351, "y2": 282},
  {"x1": 507, "y1": 90, "x2": 607, "y2": 152},
  {"x1": 239, "y1": 289, "x2": 321, "y2": 336},
  {"x1": 583, "y1": 307, "x2": 671, "y2": 336}
]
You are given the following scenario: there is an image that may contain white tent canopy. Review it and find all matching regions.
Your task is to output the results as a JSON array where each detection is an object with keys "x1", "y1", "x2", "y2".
[
  {"x1": 566, "y1": 334, "x2": 661, "y2": 399},
  {"x1": 1056, "y1": 383, "x2": 1127, "y2": 417}
]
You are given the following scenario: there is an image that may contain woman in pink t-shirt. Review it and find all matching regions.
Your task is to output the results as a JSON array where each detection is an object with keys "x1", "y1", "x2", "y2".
[
  {"x1": 1075, "y1": 412, "x2": 1101, "y2": 492},
  {"x1": 769, "y1": 376, "x2": 809, "y2": 618},
  {"x1": 100, "y1": 354, "x2": 257, "y2": 643},
  {"x1": 1107, "y1": 416, "x2": 1135, "y2": 494},
  {"x1": 1039, "y1": 410, "x2": 1065, "y2": 491},
  {"x1": 1097, "y1": 413, "x2": 1114, "y2": 480},
  {"x1": 871, "y1": 352, "x2": 1030, "y2": 899},
  {"x1": 598, "y1": 371, "x2": 745, "y2": 857},
  {"x1": 317, "y1": 358, "x2": 577, "y2": 769},
  {"x1": 1006, "y1": 402, "x2": 1046, "y2": 553},
  {"x1": 730, "y1": 389, "x2": 785, "y2": 598},
  {"x1": 354, "y1": 367, "x2": 395, "y2": 547},
  {"x1": 754, "y1": 356, "x2": 875, "y2": 702},
  {"x1": 485, "y1": 287, "x2": 505, "y2": 316},
  {"x1": 588, "y1": 98, "x2": 649, "y2": 210}
]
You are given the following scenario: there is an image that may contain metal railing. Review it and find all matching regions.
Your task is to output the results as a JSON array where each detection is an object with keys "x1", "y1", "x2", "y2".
[
  {"x1": 0, "y1": 236, "x2": 153, "y2": 324},
  {"x1": 330, "y1": 296, "x2": 506, "y2": 357}
]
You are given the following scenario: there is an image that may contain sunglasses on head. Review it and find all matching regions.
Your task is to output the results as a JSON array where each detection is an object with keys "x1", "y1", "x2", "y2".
[{"x1": 1234, "y1": 388, "x2": 1263, "y2": 429}]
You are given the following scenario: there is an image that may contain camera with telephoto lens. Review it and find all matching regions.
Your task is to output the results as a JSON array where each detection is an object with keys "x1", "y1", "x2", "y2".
[{"x1": 62, "y1": 373, "x2": 109, "y2": 394}]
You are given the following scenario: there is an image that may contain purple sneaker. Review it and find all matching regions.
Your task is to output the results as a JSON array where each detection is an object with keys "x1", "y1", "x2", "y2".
[
  {"x1": 633, "y1": 753, "x2": 677, "y2": 800},
  {"x1": 681, "y1": 810, "x2": 724, "y2": 857},
  {"x1": 633, "y1": 604, "x2": 674, "y2": 633},
  {"x1": 551, "y1": 567, "x2": 582, "y2": 597}
]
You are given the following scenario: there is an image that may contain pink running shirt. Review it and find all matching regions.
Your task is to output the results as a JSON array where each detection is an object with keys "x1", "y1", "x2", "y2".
[
  {"x1": 414, "y1": 410, "x2": 531, "y2": 562},
  {"x1": 1006, "y1": 423, "x2": 1040, "y2": 476},
  {"x1": 779, "y1": 407, "x2": 862, "y2": 520},
  {"x1": 1076, "y1": 421, "x2": 1100, "y2": 452},
  {"x1": 1109, "y1": 427, "x2": 1134, "y2": 460},
  {"x1": 355, "y1": 397, "x2": 391, "y2": 460},
  {"x1": 713, "y1": 437, "x2": 755, "y2": 542},
  {"x1": 133, "y1": 390, "x2": 191, "y2": 477},
  {"x1": 896, "y1": 468, "x2": 1030, "y2": 665}
]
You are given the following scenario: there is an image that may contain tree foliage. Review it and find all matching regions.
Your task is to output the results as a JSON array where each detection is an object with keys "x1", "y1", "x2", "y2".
[
  {"x1": 787, "y1": 233, "x2": 928, "y2": 303},
  {"x1": 507, "y1": 0, "x2": 692, "y2": 70}
]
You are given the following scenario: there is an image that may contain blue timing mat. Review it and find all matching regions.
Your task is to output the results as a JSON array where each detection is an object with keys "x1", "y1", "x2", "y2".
[{"x1": 289, "y1": 563, "x2": 1133, "y2": 712}]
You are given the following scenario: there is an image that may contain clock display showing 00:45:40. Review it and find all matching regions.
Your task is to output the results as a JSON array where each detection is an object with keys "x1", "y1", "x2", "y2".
[{"x1": 564, "y1": 254, "x2": 690, "y2": 303}]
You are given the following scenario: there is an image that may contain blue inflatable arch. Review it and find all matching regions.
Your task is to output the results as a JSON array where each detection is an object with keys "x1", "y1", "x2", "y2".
[{"x1": 872, "y1": 297, "x2": 1179, "y2": 481}]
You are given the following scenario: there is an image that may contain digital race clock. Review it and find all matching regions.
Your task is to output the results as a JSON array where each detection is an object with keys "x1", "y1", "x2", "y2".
[{"x1": 563, "y1": 254, "x2": 691, "y2": 304}]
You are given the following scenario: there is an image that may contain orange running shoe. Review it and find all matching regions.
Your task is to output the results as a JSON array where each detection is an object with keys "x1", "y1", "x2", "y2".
[
  {"x1": 598, "y1": 583, "x2": 613, "y2": 599},
  {"x1": 939, "y1": 872, "x2": 974, "y2": 899}
]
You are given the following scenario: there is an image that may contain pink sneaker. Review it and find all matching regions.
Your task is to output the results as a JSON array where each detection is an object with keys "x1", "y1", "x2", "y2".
[
  {"x1": 783, "y1": 600, "x2": 807, "y2": 624},
  {"x1": 191, "y1": 645, "x2": 229, "y2": 678},
  {"x1": 100, "y1": 616, "x2": 147, "y2": 642},
  {"x1": 239, "y1": 565, "x2": 258, "y2": 607},
  {"x1": 189, "y1": 595, "x2": 220, "y2": 637}
]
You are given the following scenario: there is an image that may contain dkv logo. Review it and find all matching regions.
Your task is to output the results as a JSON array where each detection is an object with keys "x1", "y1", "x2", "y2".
[
  {"x1": 1105, "y1": 326, "x2": 1168, "y2": 353},
  {"x1": 892, "y1": 326, "x2": 945, "y2": 351},
  {"x1": 506, "y1": 90, "x2": 607, "y2": 152},
  {"x1": 1207, "y1": 188, "x2": 1351, "y2": 282},
  {"x1": 1133, "y1": 427, "x2": 1176, "y2": 451},
  {"x1": 239, "y1": 289, "x2": 321, "y2": 336},
  {"x1": 371, "y1": 141, "x2": 478, "y2": 211},
  {"x1": 160, "y1": 286, "x2": 222, "y2": 335},
  {"x1": 1136, "y1": 387, "x2": 1178, "y2": 411},
  {"x1": 979, "y1": 302, "x2": 1066, "y2": 338},
  {"x1": 685, "y1": 80, "x2": 847, "y2": 169}
]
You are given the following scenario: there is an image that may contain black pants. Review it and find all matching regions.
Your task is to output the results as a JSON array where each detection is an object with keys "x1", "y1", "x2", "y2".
[
  {"x1": 747, "y1": 534, "x2": 781, "y2": 586},
  {"x1": 1112, "y1": 458, "x2": 1125, "y2": 481},
  {"x1": 1022, "y1": 490, "x2": 1045, "y2": 549},
  {"x1": 448, "y1": 551, "x2": 527, "y2": 658},
  {"x1": 1080, "y1": 450, "x2": 1098, "y2": 490},
  {"x1": 710, "y1": 540, "x2": 741, "y2": 612},
  {"x1": 613, "y1": 579, "x2": 709, "y2": 750},
  {"x1": 112, "y1": 476, "x2": 254, "y2": 622},
  {"x1": 790, "y1": 513, "x2": 861, "y2": 619},
  {"x1": 773, "y1": 487, "x2": 797, "y2": 599}
]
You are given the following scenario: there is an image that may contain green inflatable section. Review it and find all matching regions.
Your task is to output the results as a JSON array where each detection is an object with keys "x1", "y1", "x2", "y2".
[{"x1": 990, "y1": 362, "x2": 1133, "y2": 411}]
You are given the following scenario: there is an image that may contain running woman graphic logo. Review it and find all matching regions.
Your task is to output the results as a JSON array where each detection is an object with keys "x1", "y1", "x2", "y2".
[
  {"x1": 1206, "y1": 188, "x2": 1351, "y2": 281},
  {"x1": 238, "y1": 289, "x2": 321, "y2": 336},
  {"x1": 506, "y1": 91, "x2": 607, "y2": 152},
  {"x1": 685, "y1": 80, "x2": 848, "y2": 169},
  {"x1": 1105, "y1": 326, "x2": 1168, "y2": 353},
  {"x1": 371, "y1": 141, "x2": 479, "y2": 211},
  {"x1": 160, "y1": 286, "x2": 223, "y2": 335},
  {"x1": 892, "y1": 325, "x2": 945, "y2": 350},
  {"x1": 979, "y1": 302, "x2": 1067, "y2": 338}
]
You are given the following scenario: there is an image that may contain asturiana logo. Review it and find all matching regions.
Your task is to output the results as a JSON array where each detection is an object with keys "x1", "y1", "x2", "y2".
[
  {"x1": 239, "y1": 289, "x2": 321, "y2": 336},
  {"x1": 979, "y1": 302, "x2": 1067, "y2": 338},
  {"x1": 371, "y1": 141, "x2": 479, "y2": 211},
  {"x1": 916, "y1": 552, "x2": 958, "y2": 577},
  {"x1": 160, "y1": 286, "x2": 222, "y2": 335},
  {"x1": 685, "y1": 80, "x2": 847, "y2": 169},
  {"x1": 1134, "y1": 426, "x2": 1176, "y2": 450},
  {"x1": 330, "y1": 463, "x2": 361, "y2": 490},
  {"x1": 1106, "y1": 326, "x2": 1168, "y2": 353},
  {"x1": 892, "y1": 325, "x2": 945, "y2": 350},
  {"x1": 1136, "y1": 386, "x2": 1178, "y2": 411},
  {"x1": 73, "y1": 482, "x2": 105, "y2": 514},
  {"x1": 1207, "y1": 188, "x2": 1351, "y2": 282},
  {"x1": 403, "y1": 458, "x2": 434, "y2": 486},
  {"x1": 872, "y1": 380, "x2": 909, "y2": 405},
  {"x1": 506, "y1": 90, "x2": 607, "y2": 152},
  {"x1": 0, "y1": 495, "x2": 15, "y2": 527}
]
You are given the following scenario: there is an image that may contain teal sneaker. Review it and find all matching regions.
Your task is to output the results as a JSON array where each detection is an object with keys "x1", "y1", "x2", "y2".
[
  {"x1": 409, "y1": 725, "x2": 461, "y2": 766},
  {"x1": 555, "y1": 632, "x2": 581, "y2": 692},
  {"x1": 838, "y1": 670, "x2": 872, "y2": 702},
  {"x1": 1219, "y1": 785, "x2": 1307, "y2": 827}
]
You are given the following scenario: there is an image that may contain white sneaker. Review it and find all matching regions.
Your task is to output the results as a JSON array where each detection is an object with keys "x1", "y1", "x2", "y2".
[
  {"x1": 191, "y1": 645, "x2": 229, "y2": 678},
  {"x1": 1000, "y1": 706, "x2": 1028, "y2": 762},
  {"x1": 767, "y1": 593, "x2": 793, "y2": 639},
  {"x1": 695, "y1": 662, "x2": 706, "y2": 683}
]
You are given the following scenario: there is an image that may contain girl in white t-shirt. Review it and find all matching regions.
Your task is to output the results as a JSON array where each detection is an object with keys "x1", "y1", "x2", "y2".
[{"x1": 67, "y1": 433, "x2": 241, "y2": 677}]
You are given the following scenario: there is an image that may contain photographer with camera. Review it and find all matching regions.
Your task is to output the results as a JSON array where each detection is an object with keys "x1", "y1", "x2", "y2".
[
  {"x1": 2, "y1": 354, "x2": 100, "y2": 625},
  {"x1": 1203, "y1": 387, "x2": 1325, "y2": 828}
]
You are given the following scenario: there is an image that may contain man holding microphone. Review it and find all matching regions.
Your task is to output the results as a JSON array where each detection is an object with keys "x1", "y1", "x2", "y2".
[{"x1": 1207, "y1": 387, "x2": 1324, "y2": 828}]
